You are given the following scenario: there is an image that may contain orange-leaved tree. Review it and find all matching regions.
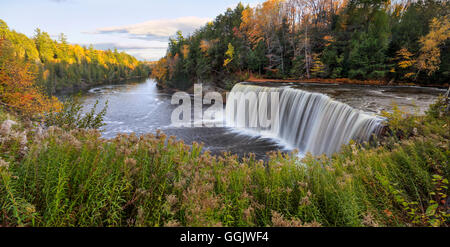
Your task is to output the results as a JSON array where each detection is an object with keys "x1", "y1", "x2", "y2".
[
  {"x1": 0, "y1": 38, "x2": 61, "y2": 117},
  {"x1": 151, "y1": 57, "x2": 168, "y2": 84}
]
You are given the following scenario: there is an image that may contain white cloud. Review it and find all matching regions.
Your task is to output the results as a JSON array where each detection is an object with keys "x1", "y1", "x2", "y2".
[
  {"x1": 74, "y1": 41, "x2": 168, "y2": 61},
  {"x1": 92, "y1": 16, "x2": 211, "y2": 41},
  {"x1": 85, "y1": 16, "x2": 212, "y2": 60},
  {"x1": 83, "y1": 42, "x2": 167, "y2": 51},
  {"x1": 96, "y1": 43, "x2": 168, "y2": 61}
]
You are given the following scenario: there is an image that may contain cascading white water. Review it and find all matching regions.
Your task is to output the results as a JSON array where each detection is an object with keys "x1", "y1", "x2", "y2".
[{"x1": 225, "y1": 83, "x2": 384, "y2": 156}]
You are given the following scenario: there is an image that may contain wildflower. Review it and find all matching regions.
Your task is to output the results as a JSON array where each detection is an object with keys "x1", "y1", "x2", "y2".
[
  {"x1": 298, "y1": 181, "x2": 308, "y2": 188},
  {"x1": 212, "y1": 222, "x2": 223, "y2": 227},
  {"x1": 252, "y1": 201, "x2": 265, "y2": 210},
  {"x1": 362, "y1": 212, "x2": 379, "y2": 227},
  {"x1": 174, "y1": 178, "x2": 187, "y2": 189},
  {"x1": 165, "y1": 220, "x2": 181, "y2": 227},
  {"x1": 166, "y1": 194, "x2": 178, "y2": 207},
  {"x1": 300, "y1": 191, "x2": 312, "y2": 206},
  {"x1": 0, "y1": 120, "x2": 17, "y2": 136},
  {"x1": 243, "y1": 206, "x2": 254, "y2": 222},
  {"x1": 325, "y1": 165, "x2": 335, "y2": 172},
  {"x1": 271, "y1": 211, "x2": 303, "y2": 227},
  {"x1": 25, "y1": 204, "x2": 36, "y2": 214},
  {"x1": 136, "y1": 207, "x2": 145, "y2": 226},
  {"x1": 242, "y1": 191, "x2": 251, "y2": 199},
  {"x1": 0, "y1": 158, "x2": 9, "y2": 170},
  {"x1": 35, "y1": 126, "x2": 44, "y2": 136},
  {"x1": 60, "y1": 132, "x2": 82, "y2": 150},
  {"x1": 302, "y1": 221, "x2": 321, "y2": 227},
  {"x1": 124, "y1": 157, "x2": 137, "y2": 167},
  {"x1": 19, "y1": 131, "x2": 27, "y2": 146}
]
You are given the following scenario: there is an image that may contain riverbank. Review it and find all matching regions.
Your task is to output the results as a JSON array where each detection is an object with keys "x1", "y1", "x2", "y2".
[
  {"x1": 156, "y1": 76, "x2": 449, "y2": 101},
  {"x1": 54, "y1": 76, "x2": 150, "y2": 95},
  {"x1": 247, "y1": 77, "x2": 450, "y2": 89}
]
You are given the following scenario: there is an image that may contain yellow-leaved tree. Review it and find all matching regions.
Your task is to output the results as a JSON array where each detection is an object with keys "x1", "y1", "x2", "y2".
[
  {"x1": 416, "y1": 15, "x2": 450, "y2": 76},
  {"x1": 311, "y1": 53, "x2": 326, "y2": 78},
  {"x1": 394, "y1": 48, "x2": 416, "y2": 79},
  {"x1": 223, "y1": 43, "x2": 235, "y2": 68}
]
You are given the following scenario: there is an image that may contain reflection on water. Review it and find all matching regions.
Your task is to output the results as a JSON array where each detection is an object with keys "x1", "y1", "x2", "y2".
[{"x1": 81, "y1": 79, "x2": 444, "y2": 159}]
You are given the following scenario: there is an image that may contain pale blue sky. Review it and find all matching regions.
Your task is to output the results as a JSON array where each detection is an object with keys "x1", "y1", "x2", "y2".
[{"x1": 0, "y1": 0, "x2": 261, "y2": 60}]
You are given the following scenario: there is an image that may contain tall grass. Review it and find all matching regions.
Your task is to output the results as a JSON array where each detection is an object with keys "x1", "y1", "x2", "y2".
[{"x1": 0, "y1": 99, "x2": 448, "y2": 227}]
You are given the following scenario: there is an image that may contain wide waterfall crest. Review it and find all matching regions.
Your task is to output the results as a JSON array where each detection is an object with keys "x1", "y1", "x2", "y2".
[{"x1": 225, "y1": 83, "x2": 384, "y2": 156}]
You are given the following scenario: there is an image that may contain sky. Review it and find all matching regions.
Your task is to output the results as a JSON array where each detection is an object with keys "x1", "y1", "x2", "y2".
[{"x1": 0, "y1": 0, "x2": 262, "y2": 61}]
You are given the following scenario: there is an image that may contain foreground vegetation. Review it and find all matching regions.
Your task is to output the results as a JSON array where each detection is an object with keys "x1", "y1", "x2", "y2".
[
  {"x1": 0, "y1": 96, "x2": 448, "y2": 227},
  {"x1": 151, "y1": 0, "x2": 449, "y2": 90}
]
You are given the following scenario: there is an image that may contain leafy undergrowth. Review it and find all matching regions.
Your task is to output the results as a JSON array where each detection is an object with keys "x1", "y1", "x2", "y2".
[{"x1": 0, "y1": 99, "x2": 448, "y2": 227}]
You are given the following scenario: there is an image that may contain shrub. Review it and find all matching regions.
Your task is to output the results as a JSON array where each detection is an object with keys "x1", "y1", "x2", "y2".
[{"x1": 43, "y1": 95, "x2": 108, "y2": 130}]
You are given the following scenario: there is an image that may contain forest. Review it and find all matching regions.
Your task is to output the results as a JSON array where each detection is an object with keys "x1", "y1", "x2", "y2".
[
  {"x1": 0, "y1": 19, "x2": 150, "y2": 94},
  {"x1": 151, "y1": 0, "x2": 449, "y2": 90},
  {"x1": 0, "y1": 0, "x2": 448, "y2": 228}
]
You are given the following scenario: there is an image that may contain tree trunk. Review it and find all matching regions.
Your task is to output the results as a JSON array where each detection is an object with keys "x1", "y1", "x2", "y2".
[{"x1": 305, "y1": 21, "x2": 310, "y2": 79}]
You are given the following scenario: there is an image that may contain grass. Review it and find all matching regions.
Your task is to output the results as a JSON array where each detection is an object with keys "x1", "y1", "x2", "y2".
[{"x1": 0, "y1": 99, "x2": 448, "y2": 227}]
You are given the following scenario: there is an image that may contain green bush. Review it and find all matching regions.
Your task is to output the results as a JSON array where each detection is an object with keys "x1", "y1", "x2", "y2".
[
  {"x1": 368, "y1": 70, "x2": 387, "y2": 80},
  {"x1": 43, "y1": 96, "x2": 108, "y2": 131}
]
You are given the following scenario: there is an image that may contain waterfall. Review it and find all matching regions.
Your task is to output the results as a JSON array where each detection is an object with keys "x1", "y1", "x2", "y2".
[{"x1": 225, "y1": 83, "x2": 384, "y2": 156}]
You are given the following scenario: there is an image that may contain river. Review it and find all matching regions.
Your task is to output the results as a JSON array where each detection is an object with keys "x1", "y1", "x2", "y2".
[{"x1": 80, "y1": 78, "x2": 445, "y2": 159}]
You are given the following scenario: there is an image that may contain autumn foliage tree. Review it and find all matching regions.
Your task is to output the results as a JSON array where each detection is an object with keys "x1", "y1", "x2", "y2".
[
  {"x1": 240, "y1": 0, "x2": 287, "y2": 75},
  {"x1": 0, "y1": 38, "x2": 61, "y2": 117},
  {"x1": 416, "y1": 15, "x2": 450, "y2": 76},
  {"x1": 151, "y1": 57, "x2": 168, "y2": 86},
  {"x1": 393, "y1": 48, "x2": 416, "y2": 79}
]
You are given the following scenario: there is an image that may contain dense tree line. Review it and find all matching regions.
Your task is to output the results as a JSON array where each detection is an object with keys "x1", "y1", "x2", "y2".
[
  {"x1": 0, "y1": 19, "x2": 150, "y2": 94},
  {"x1": 151, "y1": 0, "x2": 449, "y2": 90}
]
